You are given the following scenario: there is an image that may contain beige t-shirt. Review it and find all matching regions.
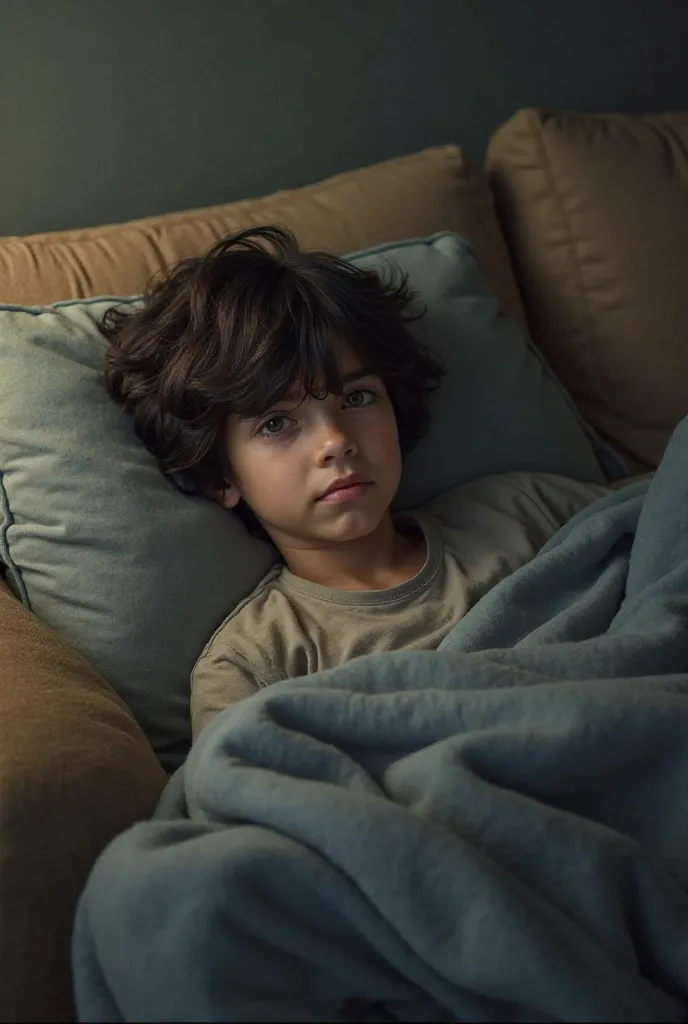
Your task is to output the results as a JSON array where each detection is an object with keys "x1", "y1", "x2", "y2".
[{"x1": 191, "y1": 471, "x2": 610, "y2": 737}]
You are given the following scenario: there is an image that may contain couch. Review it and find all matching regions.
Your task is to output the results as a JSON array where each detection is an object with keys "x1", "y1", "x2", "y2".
[{"x1": 1, "y1": 106, "x2": 687, "y2": 1021}]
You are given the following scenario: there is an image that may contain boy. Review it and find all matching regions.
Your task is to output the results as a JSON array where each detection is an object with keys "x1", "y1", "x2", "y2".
[{"x1": 103, "y1": 226, "x2": 610, "y2": 738}]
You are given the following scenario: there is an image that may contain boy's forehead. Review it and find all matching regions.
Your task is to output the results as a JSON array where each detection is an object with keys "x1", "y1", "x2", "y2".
[
  {"x1": 229, "y1": 351, "x2": 379, "y2": 432},
  {"x1": 284, "y1": 350, "x2": 373, "y2": 401},
  {"x1": 337, "y1": 343, "x2": 366, "y2": 374},
  {"x1": 289, "y1": 365, "x2": 370, "y2": 395}
]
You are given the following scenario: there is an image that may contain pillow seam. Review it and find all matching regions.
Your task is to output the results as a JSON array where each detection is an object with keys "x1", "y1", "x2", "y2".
[
  {"x1": 0, "y1": 468, "x2": 31, "y2": 608},
  {"x1": 530, "y1": 114, "x2": 600, "y2": 390}
]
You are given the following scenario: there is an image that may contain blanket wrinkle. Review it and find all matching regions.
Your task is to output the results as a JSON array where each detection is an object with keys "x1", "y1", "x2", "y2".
[{"x1": 73, "y1": 417, "x2": 688, "y2": 1022}]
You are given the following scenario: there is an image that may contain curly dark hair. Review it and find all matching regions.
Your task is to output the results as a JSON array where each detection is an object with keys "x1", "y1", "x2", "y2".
[{"x1": 102, "y1": 225, "x2": 444, "y2": 500}]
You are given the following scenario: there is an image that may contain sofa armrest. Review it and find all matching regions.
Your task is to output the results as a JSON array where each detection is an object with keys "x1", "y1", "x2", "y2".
[{"x1": 0, "y1": 580, "x2": 167, "y2": 1022}]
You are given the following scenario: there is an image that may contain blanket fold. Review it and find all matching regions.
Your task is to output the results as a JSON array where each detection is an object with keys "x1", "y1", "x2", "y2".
[{"x1": 73, "y1": 418, "x2": 688, "y2": 1023}]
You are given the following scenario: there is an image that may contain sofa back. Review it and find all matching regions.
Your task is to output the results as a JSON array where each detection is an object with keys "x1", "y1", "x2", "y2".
[
  {"x1": 3, "y1": 2, "x2": 685, "y2": 238},
  {"x1": 487, "y1": 109, "x2": 688, "y2": 471},
  {"x1": 4, "y1": 110, "x2": 688, "y2": 472},
  {"x1": 0, "y1": 146, "x2": 524, "y2": 326}
]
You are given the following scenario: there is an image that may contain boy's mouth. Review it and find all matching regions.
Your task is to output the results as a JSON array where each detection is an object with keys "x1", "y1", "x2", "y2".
[{"x1": 317, "y1": 476, "x2": 372, "y2": 503}]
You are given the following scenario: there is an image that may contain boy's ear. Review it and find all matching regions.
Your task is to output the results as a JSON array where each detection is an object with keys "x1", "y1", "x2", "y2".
[{"x1": 207, "y1": 483, "x2": 241, "y2": 509}]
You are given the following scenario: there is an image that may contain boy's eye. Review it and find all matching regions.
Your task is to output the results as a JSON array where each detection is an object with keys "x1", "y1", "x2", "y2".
[
  {"x1": 258, "y1": 415, "x2": 291, "y2": 437},
  {"x1": 344, "y1": 388, "x2": 376, "y2": 408}
]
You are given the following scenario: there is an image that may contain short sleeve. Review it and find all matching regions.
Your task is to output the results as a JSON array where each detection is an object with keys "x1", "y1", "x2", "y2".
[
  {"x1": 425, "y1": 471, "x2": 610, "y2": 538},
  {"x1": 506, "y1": 473, "x2": 612, "y2": 535},
  {"x1": 191, "y1": 648, "x2": 264, "y2": 739},
  {"x1": 419, "y1": 471, "x2": 612, "y2": 584}
]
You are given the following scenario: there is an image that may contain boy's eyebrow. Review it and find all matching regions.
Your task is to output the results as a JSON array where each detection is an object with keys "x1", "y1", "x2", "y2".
[
  {"x1": 340, "y1": 367, "x2": 375, "y2": 384},
  {"x1": 241, "y1": 367, "x2": 377, "y2": 422},
  {"x1": 282, "y1": 367, "x2": 374, "y2": 400}
]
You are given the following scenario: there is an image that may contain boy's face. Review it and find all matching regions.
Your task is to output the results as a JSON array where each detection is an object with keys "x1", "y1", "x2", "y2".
[{"x1": 214, "y1": 345, "x2": 402, "y2": 551}]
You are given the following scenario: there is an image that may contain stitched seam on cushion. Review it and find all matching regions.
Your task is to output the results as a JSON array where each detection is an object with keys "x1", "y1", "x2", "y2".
[
  {"x1": 0, "y1": 469, "x2": 30, "y2": 608},
  {"x1": 530, "y1": 113, "x2": 598, "y2": 384},
  {"x1": 0, "y1": 296, "x2": 141, "y2": 314}
]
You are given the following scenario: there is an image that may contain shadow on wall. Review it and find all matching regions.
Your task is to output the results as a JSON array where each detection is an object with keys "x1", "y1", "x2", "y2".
[{"x1": 0, "y1": 0, "x2": 686, "y2": 235}]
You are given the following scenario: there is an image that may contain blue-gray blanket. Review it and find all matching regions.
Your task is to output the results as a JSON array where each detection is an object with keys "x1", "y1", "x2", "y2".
[{"x1": 73, "y1": 417, "x2": 688, "y2": 1023}]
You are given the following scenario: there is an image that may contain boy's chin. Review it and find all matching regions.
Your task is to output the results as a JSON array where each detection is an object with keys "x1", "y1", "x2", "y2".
[
  {"x1": 265, "y1": 501, "x2": 395, "y2": 550},
  {"x1": 314, "y1": 508, "x2": 390, "y2": 544}
]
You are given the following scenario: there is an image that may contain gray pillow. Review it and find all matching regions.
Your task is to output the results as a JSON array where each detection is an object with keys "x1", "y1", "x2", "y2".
[
  {"x1": 0, "y1": 232, "x2": 622, "y2": 770},
  {"x1": 353, "y1": 233, "x2": 622, "y2": 507}
]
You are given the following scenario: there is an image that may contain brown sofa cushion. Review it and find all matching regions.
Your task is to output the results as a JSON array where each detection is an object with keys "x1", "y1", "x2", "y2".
[
  {"x1": 0, "y1": 579, "x2": 166, "y2": 1022},
  {"x1": 486, "y1": 108, "x2": 688, "y2": 471},
  {"x1": 0, "y1": 145, "x2": 524, "y2": 326}
]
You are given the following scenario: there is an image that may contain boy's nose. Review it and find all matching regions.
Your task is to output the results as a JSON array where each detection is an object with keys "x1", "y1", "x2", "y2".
[{"x1": 318, "y1": 424, "x2": 358, "y2": 464}]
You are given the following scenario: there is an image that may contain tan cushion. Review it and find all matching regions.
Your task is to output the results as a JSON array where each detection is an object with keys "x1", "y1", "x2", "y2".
[
  {"x1": 0, "y1": 579, "x2": 166, "y2": 1022},
  {"x1": 486, "y1": 108, "x2": 688, "y2": 471},
  {"x1": 0, "y1": 145, "x2": 524, "y2": 326}
]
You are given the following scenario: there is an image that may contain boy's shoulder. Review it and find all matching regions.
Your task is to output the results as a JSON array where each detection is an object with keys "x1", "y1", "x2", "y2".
[
  {"x1": 195, "y1": 560, "x2": 327, "y2": 686},
  {"x1": 198, "y1": 562, "x2": 283, "y2": 657},
  {"x1": 423, "y1": 469, "x2": 610, "y2": 529}
]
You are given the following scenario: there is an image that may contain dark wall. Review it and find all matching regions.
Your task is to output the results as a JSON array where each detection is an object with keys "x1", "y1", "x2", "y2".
[{"x1": 1, "y1": 0, "x2": 686, "y2": 236}]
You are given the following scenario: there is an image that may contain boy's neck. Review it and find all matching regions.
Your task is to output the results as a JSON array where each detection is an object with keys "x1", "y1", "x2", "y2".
[{"x1": 279, "y1": 513, "x2": 425, "y2": 591}]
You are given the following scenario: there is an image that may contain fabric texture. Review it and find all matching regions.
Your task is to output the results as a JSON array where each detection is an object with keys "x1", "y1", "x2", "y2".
[
  {"x1": 191, "y1": 471, "x2": 610, "y2": 736},
  {"x1": 487, "y1": 107, "x2": 688, "y2": 471},
  {"x1": 0, "y1": 145, "x2": 525, "y2": 326},
  {"x1": 73, "y1": 415, "x2": 688, "y2": 1023},
  {"x1": 0, "y1": 298, "x2": 275, "y2": 771},
  {"x1": 351, "y1": 234, "x2": 626, "y2": 505},
  {"x1": 0, "y1": 233, "x2": 615, "y2": 769},
  {"x1": 0, "y1": 579, "x2": 165, "y2": 1023}
]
